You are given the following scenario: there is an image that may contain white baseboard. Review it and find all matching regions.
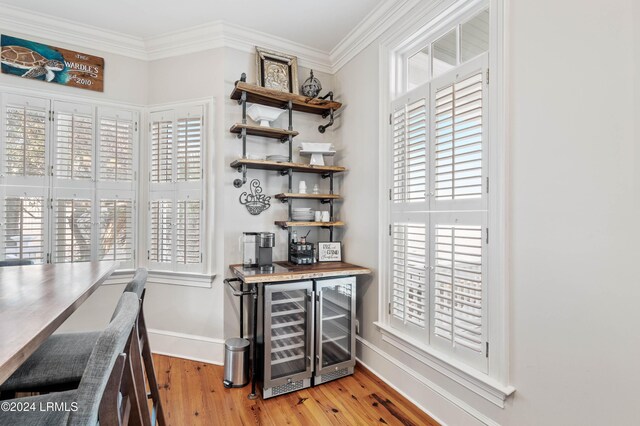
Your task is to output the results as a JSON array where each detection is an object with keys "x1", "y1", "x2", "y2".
[
  {"x1": 357, "y1": 336, "x2": 500, "y2": 426},
  {"x1": 148, "y1": 328, "x2": 225, "y2": 365}
]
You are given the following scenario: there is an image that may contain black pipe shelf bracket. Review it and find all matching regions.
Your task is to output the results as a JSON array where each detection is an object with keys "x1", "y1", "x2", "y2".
[
  {"x1": 233, "y1": 73, "x2": 250, "y2": 188},
  {"x1": 234, "y1": 164, "x2": 247, "y2": 188},
  {"x1": 318, "y1": 91, "x2": 335, "y2": 133}
]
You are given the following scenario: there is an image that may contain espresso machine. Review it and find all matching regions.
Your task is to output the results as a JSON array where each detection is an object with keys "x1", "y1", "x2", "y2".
[{"x1": 242, "y1": 232, "x2": 275, "y2": 271}]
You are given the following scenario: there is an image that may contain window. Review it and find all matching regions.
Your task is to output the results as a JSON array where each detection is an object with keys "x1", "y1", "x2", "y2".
[
  {"x1": 401, "y1": 9, "x2": 490, "y2": 92},
  {"x1": 148, "y1": 104, "x2": 205, "y2": 273},
  {"x1": 0, "y1": 92, "x2": 139, "y2": 269},
  {"x1": 386, "y1": 8, "x2": 490, "y2": 373}
]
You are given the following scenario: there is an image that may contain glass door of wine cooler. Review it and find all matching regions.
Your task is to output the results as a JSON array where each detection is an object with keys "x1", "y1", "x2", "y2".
[
  {"x1": 263, "y1": 281, "x2": 314, "y2": 390},
  {"x1": 315, "y1": 277, "x2": 356, "y2": 377}
]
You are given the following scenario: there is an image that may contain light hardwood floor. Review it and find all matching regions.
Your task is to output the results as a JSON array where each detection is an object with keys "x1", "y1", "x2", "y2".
[{"x1": 152, "y1": 354, "x2": 439, "y2": 426}]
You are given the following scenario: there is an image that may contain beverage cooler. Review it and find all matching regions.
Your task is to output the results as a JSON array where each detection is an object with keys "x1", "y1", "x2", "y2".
[
  {"x1": 314, "y1": 277, "x2": 356, "y2": 385},
  {"x1": 256, "y1": 276, "x2": 356, "y2": 399},
  {"x1": 258, "y1": 281, "x2": 314, "y2": 399}
]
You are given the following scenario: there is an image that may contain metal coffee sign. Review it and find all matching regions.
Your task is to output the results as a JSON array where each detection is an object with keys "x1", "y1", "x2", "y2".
[{"x1": 1, "y1": 35, "x2": 104, "y2": 92}]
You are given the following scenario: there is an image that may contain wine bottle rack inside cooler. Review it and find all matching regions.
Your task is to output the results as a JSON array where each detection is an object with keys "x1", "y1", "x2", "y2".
[
  {"x1": 314, "y1": 277, "x2": 356, "y2": 385},
  {"x1": 260, "y1": 281, "x2": 314, "y2": 399}
]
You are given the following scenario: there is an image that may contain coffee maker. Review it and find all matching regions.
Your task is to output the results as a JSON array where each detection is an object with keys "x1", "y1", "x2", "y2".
[{"x1": 242, "y1": 232, "x2": 275, "y2": 271}]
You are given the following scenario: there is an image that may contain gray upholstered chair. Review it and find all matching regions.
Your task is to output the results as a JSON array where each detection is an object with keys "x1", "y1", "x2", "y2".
[
  {"x1": 0, "y1": 268, "x2": 165, "y2": 425},
  {"x1": 0, "y1": 292, "x2": 140, "y2": 426},
  {"x1": 0, "y1": 259, "x2": 34, "y2": 267}
]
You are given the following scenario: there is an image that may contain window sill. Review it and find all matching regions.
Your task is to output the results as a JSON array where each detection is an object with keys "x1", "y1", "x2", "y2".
[
  {"x1": 104, "y1": 269, "x2": 215, "y2": 288},
  {"x1": 373, "y1": 321, "x2": 515, "y2": 407}
]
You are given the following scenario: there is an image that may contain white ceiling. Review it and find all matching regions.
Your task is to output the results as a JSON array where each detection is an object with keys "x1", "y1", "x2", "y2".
[{"x1": 0, "y1": 0, "x2": 384, "y2": 52}]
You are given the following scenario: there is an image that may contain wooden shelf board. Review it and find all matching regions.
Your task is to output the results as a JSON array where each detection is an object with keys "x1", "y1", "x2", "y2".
[
  {"x1": 229, "y1": 123, "x2": 298, "y2": 140},
  {"x1": 274, "y1": 193, "x2": 342, "y2": 200},
  {"x1": 231, "y1": 159, "x2": 346, "y2": 175},
  {"x1": 230, "y1": 81, "x2": 342, "y2": 115},
  {"x1": 275, "y1": 221, "x2": 345, "y2": 228}
]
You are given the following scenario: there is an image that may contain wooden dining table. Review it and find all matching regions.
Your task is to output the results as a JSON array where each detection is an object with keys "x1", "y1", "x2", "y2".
[{"x1": 0, "y1": 261, "x2": 118, "y2": 384}]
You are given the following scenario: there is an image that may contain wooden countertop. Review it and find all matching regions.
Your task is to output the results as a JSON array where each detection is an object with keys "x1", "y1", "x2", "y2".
[{"x1": 229, "y1": 261, "x2": 371, "y2": 284}]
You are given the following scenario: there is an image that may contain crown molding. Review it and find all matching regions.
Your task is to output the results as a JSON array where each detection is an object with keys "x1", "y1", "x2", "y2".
[
  {"x1": 145, "y1": 21, "x2": 333, "y2": 74},
  {"x1": 329, "y1": 0, "x2": 423, "y2": 73},
  {"x1": 0, "y1": 2, "x2": 332, "y2": 72},
  {"x1": 0, "y1": 3, "x2": 147, "y2": 59},
  {"x1": 0, "y1": 1, "x2": 420, "y2": 75}
]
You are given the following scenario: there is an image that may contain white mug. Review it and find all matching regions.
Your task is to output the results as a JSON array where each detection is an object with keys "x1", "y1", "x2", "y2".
[
  {"x1": 299, "y1": 180, "x2": 307, "y2": 194},
  {"x1": 321, "y1": 211, "x2": 330, "y2": 222},
  {"x1": 314, "y1": 211, "x2": 322, "y2": 222}
]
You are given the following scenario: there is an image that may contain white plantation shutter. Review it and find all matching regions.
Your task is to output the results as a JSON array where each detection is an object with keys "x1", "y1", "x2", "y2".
[
  {"x1": 1, "y1": 94, "x2": 49, "y2": 187},
  {"x1": 53, "y1": 101, "x2": 94, "y2": 184},
  {"x1": 98, "y1": 109, "x2": 135, "y2": 184},
  {"x1": 53, "y1": 195, "x2": 93, "y2": 263},
  {"x1": 51, "y1": 102, "x2": 95, "y2": 263},
  {"x1": 0, "y1": 93, "x2": 140, "y2": 267},
  {"x1": 391, "y1": 221, "x2": 428, "y2": 337},
  {"x1": 4, "y1": 104, "x2": 47, "y2": 176},
  {"x1": 99, "y1": 196, "x2": 134, "y2": 268},
  {"x1": 387, "y1": 54, "x2": 488, "y2": 372},
  {"x1": 390, "y1": 85, "x2": 430, "y2": 338},
  {"x1": 149, "y1": 198, "x2": 173, "y2": 266},
  {"x1": 176, "y1": 115, "x2": 202, "y2": 182},
  {"x1": 431, "y1": 212, "x2": 486, "y2": 370},
  {"x1": 148, "y1": 104, "x2": 205, "y2": 273},
  {"x1": 391, "y1": 86, "x2": 429, "y2": 205},
  {"x1": 150, "y1": 115, "x2": 173, "y2": 184},
  {"x1": 148, "y1": 193, "x2": 202, "y2": 271},
  {"x1": 431, "y1": 56, "x2": 487, "y2": 211},
  {"x1": 176, "y1": 199, "x2": 201, "y2": 264},
  {"x1": 96, "y1": 108, "x2": 138, "y2": 268},
  {"x1": 52, "y1": 103, "x2": 95, "y2": 264},
  {"x1": 0, "y1": 186, "x2": 47, "y2": 263}
]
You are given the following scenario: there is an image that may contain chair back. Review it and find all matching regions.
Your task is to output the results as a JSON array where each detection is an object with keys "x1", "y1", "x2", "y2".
[
  {"x1": 67, "y1": 292, "x2": 139, "y2": 426},
  {"x1": 124, "y1": 268, "x2": 148, "y2": 300},
  {"x1": 0, "y1": 259, "x2": 34, "y2": 267}
]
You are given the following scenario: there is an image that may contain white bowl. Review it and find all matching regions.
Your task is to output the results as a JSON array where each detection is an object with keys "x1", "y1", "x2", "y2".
[
  {"x1": 266, "y1": 155, "x2": 289, "y2": 163},
  {"x1": 300, "y1": 142, "x2": 334, "y2": 152},
  {"x1": 246, "y1": 104, "x2": 286, "y2": 127}
]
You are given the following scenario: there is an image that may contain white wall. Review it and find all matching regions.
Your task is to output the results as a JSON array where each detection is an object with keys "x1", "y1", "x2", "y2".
[
  {"x1": 334, "y1": 0, "x2": 640, "y2": 424},
  {"x1": 56, "y1": 45, "x2": 338, "y2": 363}
]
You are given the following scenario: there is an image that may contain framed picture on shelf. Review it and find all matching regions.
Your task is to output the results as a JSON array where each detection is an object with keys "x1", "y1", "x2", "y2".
[
  {"x1": 318, "y1": 242, "x2": 342, "y2": 262},
  {"x1": 255, "y1": 47, "x2": 299, "y2": 94}
]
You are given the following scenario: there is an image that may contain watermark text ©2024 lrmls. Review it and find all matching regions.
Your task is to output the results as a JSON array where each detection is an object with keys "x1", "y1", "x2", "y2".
[{"x1": 1, "y1": 401, "x2": 78, "y2": 412}]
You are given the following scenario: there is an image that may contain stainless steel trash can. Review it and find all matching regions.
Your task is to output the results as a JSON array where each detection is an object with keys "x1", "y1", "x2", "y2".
[{"x1": 223, "y1": 337, "x2": 250, "y2": 388}]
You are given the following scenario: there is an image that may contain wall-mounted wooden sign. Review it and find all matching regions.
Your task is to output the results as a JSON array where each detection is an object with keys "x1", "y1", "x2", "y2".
[{"x1": 1, "y1": 35, "x2": 104, "y2": 92}]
